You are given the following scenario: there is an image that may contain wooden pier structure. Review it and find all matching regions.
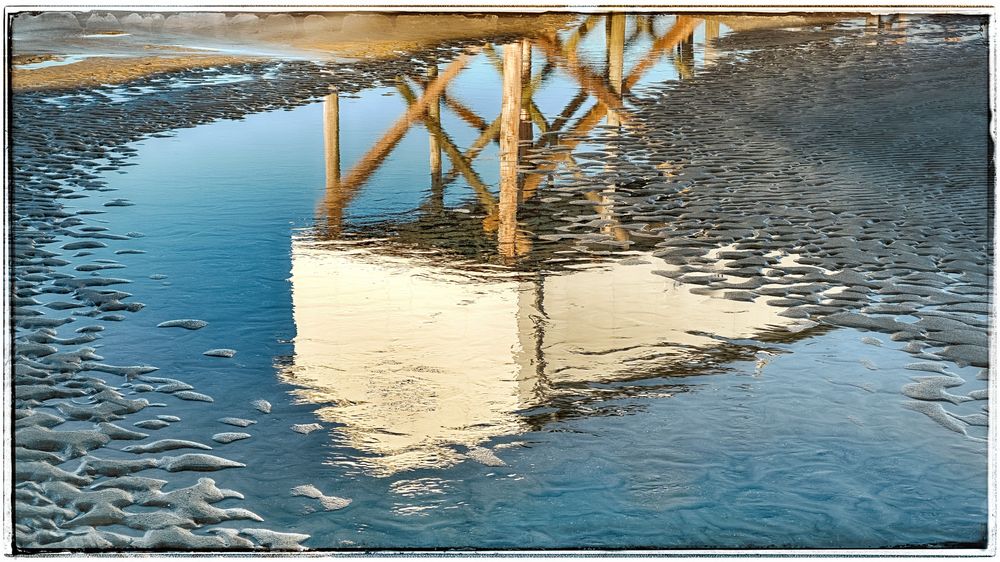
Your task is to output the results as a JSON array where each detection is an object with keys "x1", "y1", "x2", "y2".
[{"x1": 318, "y1": 14, "x2": 718, "y2": 258}]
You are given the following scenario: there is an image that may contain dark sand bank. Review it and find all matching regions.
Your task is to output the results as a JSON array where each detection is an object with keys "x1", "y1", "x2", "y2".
[{"x1": 9, "y1": 12, "x2": 991, "y2": 551}]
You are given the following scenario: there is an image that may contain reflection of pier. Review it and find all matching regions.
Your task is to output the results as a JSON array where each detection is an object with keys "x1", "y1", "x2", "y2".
[
  {"x1": 282, "y1": 243, "x2": 799, "y2": 477},
  {"x1": 318, "y1": 14, "x2": 718, "y2": 258},
  {"x1": 286, "y1": 14, "x2": 855, "y2": 477}
]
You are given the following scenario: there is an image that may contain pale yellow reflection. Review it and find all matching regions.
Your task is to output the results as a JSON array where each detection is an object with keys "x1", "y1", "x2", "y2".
[
  {"x1": 538, "y1": 260, "x2": 792, "y2": 383},
  {"x1": 282, "y1": 241, "x2": 536, "y2": 477},
  {"x1": 282, "y1": 243, "x2": 796, "y2": 476}
]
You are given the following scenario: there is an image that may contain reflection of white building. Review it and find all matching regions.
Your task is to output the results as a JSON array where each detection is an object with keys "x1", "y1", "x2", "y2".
[
  {"x1": 283, "y1": 238, "x2": 794, "y2": 477},
  {"x1": 282, "y1": 240, "x2": 536, "y2": 476}
]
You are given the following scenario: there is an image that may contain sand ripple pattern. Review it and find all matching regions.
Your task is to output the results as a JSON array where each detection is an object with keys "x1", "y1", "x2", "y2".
[{"x1": 508, "y1": 19, "x2": 989, "y2": 435}]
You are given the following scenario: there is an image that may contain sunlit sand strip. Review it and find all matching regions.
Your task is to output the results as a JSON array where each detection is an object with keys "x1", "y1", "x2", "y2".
[
  {"x1": 11, "y1": 55, "x2": 257, "y2": 91},
  {"x1": 10, "y1": 12, "x2": 576, "y2": 91}
]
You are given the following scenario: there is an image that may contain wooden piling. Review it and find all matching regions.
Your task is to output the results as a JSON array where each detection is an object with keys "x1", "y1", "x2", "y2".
[
  {"x1": 499, "y1": 42, "x2": 523, "y2": 260},
  {"x1": 427, "y1": 66, "x2": 442, "y2": 191},
  {"x1": 323, "y1": 91, "x2": 341, "y2": 188},
  {"x1": 606, "y1": 13, "x2": 626, "y2": 127}
]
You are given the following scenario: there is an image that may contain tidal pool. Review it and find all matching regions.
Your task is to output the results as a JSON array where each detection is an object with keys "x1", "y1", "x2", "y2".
[{"x1": 10, "y1": 12, "x2": 991, "y2": 551}]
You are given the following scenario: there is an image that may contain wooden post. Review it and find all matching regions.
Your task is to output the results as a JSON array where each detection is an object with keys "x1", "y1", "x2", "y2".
[
  {"x1": 322, "y1": 91, "x2": 343, "y2": 237},
  {"x1": 324, "y1": 91, "x2": 341, "y2": 188},
  {"x1": 427, "y1": 66, "x2": 443, "y2": 196},
  {"x1": 676, "y1": 23, "x2": 695, "y2": 80},
  {"x1": 896, "y1": 14, "x2": 908, "y2": 41},
  {"x1": 704, "y1": 20, "x2": 720, "y2": 65},
  {"x1": 519, "y1": 39, "x2": 533, "y2": 159},
  {"x1": 599, "y1": 15, "x2": 629, "y2": 244},
  {"x1": 705, "y1": 20, "x2": 720, "y2": 42},
  {"x1": 520, "y1": 39, "x2": 532, "y2": 85},
  {"x1": 499, "y1": 42, "x2": 523, "y2": 260},
  {"x1": 606, "y1": 13, "x2": 625, "y2": 128}
]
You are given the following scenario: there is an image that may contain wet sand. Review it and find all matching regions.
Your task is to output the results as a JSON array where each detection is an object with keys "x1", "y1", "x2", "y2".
[
  {"x1": 10, "y1": 11, "x2": 573, "y2": 91},
  {"x1": 10, "y1": 11, "x2": 990, "y2": 552},
  {"x1": 11, "y1": 55, "x2": 256, "y2": 91},
  {"x1": 604, "y1": 18, "x2": 991, "y2": 432}
]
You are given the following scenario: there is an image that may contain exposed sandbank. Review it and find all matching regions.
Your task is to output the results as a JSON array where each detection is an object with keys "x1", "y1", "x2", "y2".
[{"x1": 10, "y1": 11, "x2": 574, "y2": 91}]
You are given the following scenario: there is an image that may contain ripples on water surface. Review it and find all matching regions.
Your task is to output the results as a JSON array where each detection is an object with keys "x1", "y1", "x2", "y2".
[{"x1": 10, "y1": 12, "x2": 991, "y2": 551}]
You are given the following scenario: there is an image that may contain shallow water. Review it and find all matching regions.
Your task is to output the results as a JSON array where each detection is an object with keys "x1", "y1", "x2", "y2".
[
  {"x1": 11, "y1": 13, "x2": 991, "y2": 551},
  {"x1": 16, "y1": 54, "x2": 94, "y2": 70}
]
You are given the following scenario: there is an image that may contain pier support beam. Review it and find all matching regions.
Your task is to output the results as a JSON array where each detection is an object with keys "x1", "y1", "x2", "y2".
[
  {"x1": 499, "y1": 42, "x2": 524, "y2": 260},
  {"x1": 704, "y1": 20, "x2": 720, "y2": 65},
  {"x1": 519, "y1": 39, "x2": 534, "y2": 159},
  {"x1": 322, "y1": 91, "x2": 342, "y2": 236},
  {"x1": 324, "y1": 91, "x2": 341, "y2": 188},
  {"x1": 606, "y1": 13, "x2": 626, "y2": 127},
  {"x1": 676, "y1": 23, "x2": 695, "y2": 80},
  {"x1": 427, "y1": 66, "x2": 443, "y2": 207}
]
